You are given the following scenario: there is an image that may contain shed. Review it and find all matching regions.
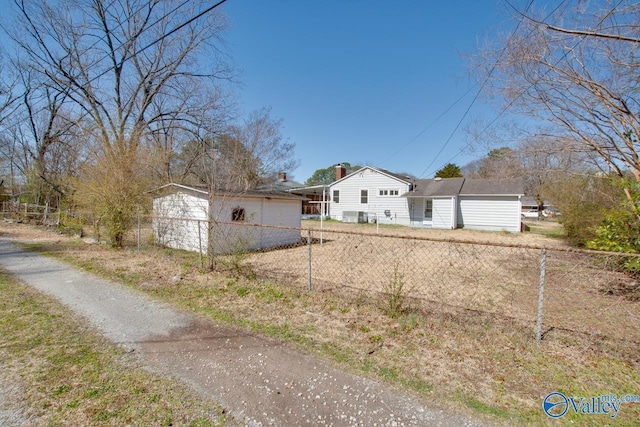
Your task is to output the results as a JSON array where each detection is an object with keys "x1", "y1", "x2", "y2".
[{"x1": 150, "y1": 183, "x2": 304, "y2": 254}]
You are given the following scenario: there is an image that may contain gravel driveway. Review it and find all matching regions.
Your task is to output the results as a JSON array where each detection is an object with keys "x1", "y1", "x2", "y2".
[{"x1": 0, "y1": 238, "x2": 486, "y2": 426}]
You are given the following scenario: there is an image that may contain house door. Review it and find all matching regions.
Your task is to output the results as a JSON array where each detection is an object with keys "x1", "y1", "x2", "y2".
[
  {"x1": 423, "y1": 199, "x2": 433, "y2": 226},
  {"x1": 409, "y1": 199, "x2": 423, "y2": 225}
]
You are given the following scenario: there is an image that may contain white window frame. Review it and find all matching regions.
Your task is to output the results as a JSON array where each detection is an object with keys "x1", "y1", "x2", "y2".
[
  {"x1": 360, "y1": 189, "x2": 368, "y2": 204},
  {"x1": 378, "y1": 188, "x2": 399, "y2": 197},
  {"x1": 333, "y1": 189, "x2": 340, "y2": 203},
  {"x1": 424, "y1": 200, "x2": 433, "y2": 220}
]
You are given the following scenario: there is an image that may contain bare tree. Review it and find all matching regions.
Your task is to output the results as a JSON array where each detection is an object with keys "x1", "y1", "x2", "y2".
[
  {"x1": 229, "y1": 107, "x2": 299, "y2": 187},
  {"x1": 176, "y1": 107, "x2": 298, "y2": 270},
  {"x1": 478, "y1": 1, "x2": 640, "y2": 202},
  {"x1": 7, "y1": 0, "x2": 232, "y2": 246}
]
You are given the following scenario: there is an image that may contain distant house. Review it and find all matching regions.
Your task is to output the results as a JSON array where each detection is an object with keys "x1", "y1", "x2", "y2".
[
  {"x1": 520, "y1": 196, "x2": 556, "y2": 212},
  {"x1": 257, "y1": 172, "x2": 304, "y2": 193},
  {"x1": 150, "y1": 183, "x2": 304, "y2": 254},
  {"x1": 324, "y1": 166, "x2": 524, "y2": 232}
]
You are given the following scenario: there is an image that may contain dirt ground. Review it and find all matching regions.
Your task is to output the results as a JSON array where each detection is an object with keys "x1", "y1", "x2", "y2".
[{"x1": 301, "y1": 219, "x2": 568, "y2": 247}]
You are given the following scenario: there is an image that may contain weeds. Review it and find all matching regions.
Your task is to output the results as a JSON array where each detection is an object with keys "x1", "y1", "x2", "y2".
[{"x1": 381, "y1": 261, "x2": 411, "y2": 318}]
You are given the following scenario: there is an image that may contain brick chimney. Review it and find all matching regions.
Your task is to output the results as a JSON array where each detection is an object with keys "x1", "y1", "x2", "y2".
[
  {"x1": 335, "y1": 164, "x2": 347, "y2": 181},
  {"x1": 277, "y1": 172, "x2": 287, "y2": 182}
]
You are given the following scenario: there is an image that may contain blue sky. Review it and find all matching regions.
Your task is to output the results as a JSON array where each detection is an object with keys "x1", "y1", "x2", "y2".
[{"x1": 221, "y1": 0, "x2": 513, "y2": 182}]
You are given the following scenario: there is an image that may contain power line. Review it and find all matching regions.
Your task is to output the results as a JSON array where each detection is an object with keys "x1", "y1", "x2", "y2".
[
  {"x1": 416, "y1": 0, "x2": 537, "y2": 178},
  {"x1": 383, "y1": 85, "x2": 475, "y2": 165},
  {"x1": 433, "y1": 0, "x2": 626, "y2": 174}
]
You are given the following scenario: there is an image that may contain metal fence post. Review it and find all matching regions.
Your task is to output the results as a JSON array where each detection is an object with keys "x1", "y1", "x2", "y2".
[
  {"x1": 307, "y1": 228, "x2": 312, "y2": 291},
  {"x1": 198, "y1": 219, "x2": 203, "y2": 269},
  {"x1": 535, "y1": 246, "x2": 547, "y2": 342}
]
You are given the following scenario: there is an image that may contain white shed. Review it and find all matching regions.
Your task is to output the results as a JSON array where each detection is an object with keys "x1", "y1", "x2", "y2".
[{"x1": 151, "y1": 183, "x2": 304, "y2": 254}]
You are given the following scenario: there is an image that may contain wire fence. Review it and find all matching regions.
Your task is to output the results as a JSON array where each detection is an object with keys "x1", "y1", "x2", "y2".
[{"x1": 134, "y1": 215, "x2": 640, "y2": 354}]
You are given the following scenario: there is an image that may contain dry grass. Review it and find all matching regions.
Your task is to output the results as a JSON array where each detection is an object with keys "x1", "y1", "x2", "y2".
[
  {"x1": 3, "y1": 222, "x2": 640, "y2": 426},
  {"x1": 246, "y1": 226, "x2": 640, "y2": 346}
]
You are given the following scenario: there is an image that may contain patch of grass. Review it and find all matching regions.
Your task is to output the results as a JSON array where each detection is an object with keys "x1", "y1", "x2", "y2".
[
  {"x1": 524, "y1": 220, "x2": 567, "y2": 239},
  {"x1": 463, "y1": 396, "x2": 514, "y2": 419},
  {"x1": 235, "y1": 286, "x2": 250, "y2": 297},
  {"x1": 369, "y1": 334, "x2": 383, "y2": 344},
  {"x1": 10, "y1": 224, "x2": 640, "y2": 426},
  {"x1": 0, "y1": 271, "x2": 232, "y2": 426}
]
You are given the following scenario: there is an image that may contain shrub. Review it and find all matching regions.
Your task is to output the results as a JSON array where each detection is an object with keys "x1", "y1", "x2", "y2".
[{"x1": 586, "y1": 180, "x2": 640, "y2": 276}]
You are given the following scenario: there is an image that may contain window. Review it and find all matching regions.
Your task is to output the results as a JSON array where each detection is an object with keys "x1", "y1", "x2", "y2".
[
  {"x1": 424, "y1": 200, "x2": 433, "y2": 220},
  {"x1": 333, "y1": 190, "x2": 339, "y2": 203},
  {"x1": 379, "y1": 189, "x2": 399, "y2": 196},
  {"x1": 360, "y1": 189, "x2": 368, "y2": 204},
  {"x1": 231, "y1": 207, "x2": 245, "y2": 222}
]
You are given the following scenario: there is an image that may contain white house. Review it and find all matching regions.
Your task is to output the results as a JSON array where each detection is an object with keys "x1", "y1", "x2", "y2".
[
  {"x1": 327, "y1": 166, "x2": 524, "y2": 232},
  {"x1": 151, "y1": 183, "x2": 304, "y2": 254},
  {"x1": 328, "y1": 166, "x2": 415, "y2": 225}
]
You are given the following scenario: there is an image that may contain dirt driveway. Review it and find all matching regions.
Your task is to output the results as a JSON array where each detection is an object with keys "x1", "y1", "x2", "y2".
[{"x1": 0, "y1": 237, "x2": 486, "y2": 426}]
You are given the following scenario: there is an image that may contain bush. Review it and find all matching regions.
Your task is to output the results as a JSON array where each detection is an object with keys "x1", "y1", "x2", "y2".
[
  {"x1": 586, "y1": 180, "x2": 640, "y2": 276},
  {"x1": 542, "y1": 174, "x2": 625, "y2": 246}
]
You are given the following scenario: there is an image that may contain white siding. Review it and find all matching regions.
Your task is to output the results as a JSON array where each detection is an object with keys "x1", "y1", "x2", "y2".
[
  {"x1": 153, "y1": 191, "x2": 302, "y2": 254},
  {"x1": 211, "y1": 196, "x2": 302, "y2": 253},
  {"x1": 261, "y1": 199, "x2": 303, "y2": 248},
  {"x1": 329, "y1": 167, "x2": 411, "y2": 225},
  {"x1": 153, "y1": 192, "x2": 208, "y2": 252},
  {"x1": 432, "y1": 197, "x2": 455, "y2": 229},
  {"x1": 211, "y1": 197, "x2": 263, "y2": 254},
  {"x1": 457, "y1": 196, "x2": 521, "y2": 232}
]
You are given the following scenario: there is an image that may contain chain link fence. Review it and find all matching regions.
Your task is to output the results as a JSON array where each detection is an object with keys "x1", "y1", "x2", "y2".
[{"x1": 134, "y1": 215, "x2": 640, "y2": 354}]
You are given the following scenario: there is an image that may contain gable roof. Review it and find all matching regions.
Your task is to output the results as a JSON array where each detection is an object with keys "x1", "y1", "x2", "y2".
[
  {"x1": 402, "y1": 177, "x2": 523, "y2": 198},
  {"x1": 404, "y1": 177, "x2": 465, "y2": 197},
  {"x1": 147, "y1": 183, "x2": 306, "y2": 201},
  {"x1": 330, "y1": 166, "x2": 413, "y2": 187}
]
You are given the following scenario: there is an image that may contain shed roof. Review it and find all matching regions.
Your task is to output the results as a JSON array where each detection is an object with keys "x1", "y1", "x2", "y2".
[{"x1": 147, "y1": 183, "x2": 306, "y2": 201}]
